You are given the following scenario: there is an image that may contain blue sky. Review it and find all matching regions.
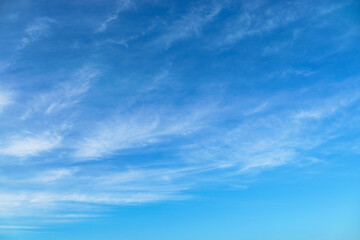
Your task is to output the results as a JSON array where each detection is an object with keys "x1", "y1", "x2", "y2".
[{"x1": 0, "y1": 0, "x2": 359, "y2": 239}]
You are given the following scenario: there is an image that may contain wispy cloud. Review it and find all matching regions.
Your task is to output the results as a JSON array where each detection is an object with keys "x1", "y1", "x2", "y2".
[
  {"x1": 0, "y1": 90, "x2": 12, "y2": 113},
  {"x1": 0, "y1": 131, "x2": 62, "y2": 157},
  {"x1": 20, "y1": 17, "x2": 55, "y2": 49},
  {"x1": 0, "y1": 189, "x2": 186, "y2": 218},
  {"x1": 0, "y1": 60, "x2": 12, "y2": 73},
  {"x1": 0, "y1": 79, "x2": 359, "y2": 221},
  {"x1": 0, "y1": 165, "x2": 194, "y2": 218},
  {"x1": 30, "y1": 169, "x2": 76, "y2": 183},
  {"x1": 153, "y1": 2, "x2": 224, "y2": 48},
  {"x1": 1, "y1": 65, "x2": 101, "y2": 159},
  {"x1": 217, "y1": 1, "x2": 347, "y2": 46},
  {"x1": 75, "y1": 102, "x2": 217, "y2": 159},
  {"x1": 0, "y1": 225, "x2": 39, "y2": 230},
  {"x1": 182, "y1": 82, "x2": 360, "y2": 172},
  {"x1": 0, "y1": 0, "x2": 358, "y2": 228},
  {"x1": 0, "y1": 180, "x2": 185, "y2": 220},
  {"x1": 96, "y1": 0, "x2": 134, "y2": 32},
  {"x1": 21, "y1": 65, "x2": 99, "y2": 120}
]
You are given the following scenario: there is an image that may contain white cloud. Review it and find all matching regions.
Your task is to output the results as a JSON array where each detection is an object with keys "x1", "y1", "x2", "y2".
[
  {"x1": 0, "y1": 80, "x2": 358, "y2": 222},
  {"x1": 75, "y1": 102, "x2": 215, "y2": 159},
  {"x1": 220, "y1": 4, "x2": 300, "y2": 46},
  {"x1": 30, "y1": 169, "x2": 75, "y2": 183},
  {"x1": 0, "y1": 165, "x2": 195, "y2": 218},
  {"x1": 0, "y1": 90, "x2": 12, "y2": 113},
  {"x1": 182, "y1": 117, "x2": 303, "y2": 172},
  {"x1": 218, "y1": 1, "x2": 347, "y2": 46},
  {"x1": 0, "y1": 132, "x2": 62, "y2": 157},
  {"x1": 293, "y1": 90, "x2": 360, "y2": 120},
  {"x1": 182, "y1": 84, "x2": 360, "y2": 172},
  {"x1": 0, "y1": 60, "x2": 12, "y2": 73},
  {"x1": 244, "y1": 102, "x2": 268, "y2": 116},
  {"x1": 0, "y1": 225, "x2": 39, "y2": 229},
  {"x1": 0, "y1": 190, "x2": 185, "y2": 217},
  {"x1": 96, "y1": 0, "x2": 133, "y2": 32},
  {"x1": 142, "y1": 70, "x2": 169, "y2": 92},
  {"x1": 21, "y1": 65, "x2": 99, "y2": 120},
  {"x1": 0, "y1": 66, "x2": 99, "y2": 160},
  {"x1": 21, "y1": 17, "x2": 55, "y2": 49},
  {"x1": 154, "y1": 2, "x2": 223, "y2": 48}
]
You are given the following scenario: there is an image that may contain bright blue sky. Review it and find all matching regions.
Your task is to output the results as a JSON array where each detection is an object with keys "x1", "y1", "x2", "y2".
[{"x1": 0, "y1": 0, "x2": 359, "y2": 239}]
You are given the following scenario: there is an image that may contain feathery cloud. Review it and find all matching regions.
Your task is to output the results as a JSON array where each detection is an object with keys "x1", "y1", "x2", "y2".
[
  {"x1": 21, "y1": 17, "x2": 55, "y2": 49},
  {"x1": 0, "y1": 132, "x2": 62, "y2": 157},
  {"x1": 96, "y1": 0, "x2": 133, "y2": 32},
  {"x1": 75, "y1": 102, "x2": 216, "y2": 159},
  {"x1": 21, "y1": 65, "x2": 99, "y2": 120},
  {"x1": 153, "y1": 2, "x2": 223, "y2": 48},
  {"x1": 218, "y1": 1, "x2": 347, "y2": 46}
]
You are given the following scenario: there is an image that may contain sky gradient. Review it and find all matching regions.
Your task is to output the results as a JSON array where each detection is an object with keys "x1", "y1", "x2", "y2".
[{"x1": 0, "y1": 0, "x2": 360, "y2": 239}]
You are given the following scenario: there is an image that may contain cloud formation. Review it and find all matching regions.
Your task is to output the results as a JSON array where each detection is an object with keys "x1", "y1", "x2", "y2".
[
  {"x1": 217, "y1": 1, "x2": 348, "y2": 46},
  {"x1": 0, "y1": 0, "x2": 358, "y2": 229},
  {"x1": 0, "y1": 131, "x2": 62, "y2": 157},
  {"x1": 0, "y1": 90, "x2": 12, "y2": 113},
  {"x1": 75, "y1": 101, "x2": 216, "y2": 159},
  {"x1": 21, "y1": 17, "x2": 55, "y2": 49},
  {"x1": 153, "y1": 2, "x2": 224, "y2": 47},
  {"x1": 96, "y1": 0, "x2": 134, "y2": 32}
]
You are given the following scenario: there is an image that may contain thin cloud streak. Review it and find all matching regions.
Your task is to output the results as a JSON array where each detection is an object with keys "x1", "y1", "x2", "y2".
[
  {"x1": 21, "y1": 65, "x2": 99, "y2": 120},
  {"x1": 74, "y1": 102, "x2": 217, "y2": 159},
  {"x1": 0, "y1": 131, "x2": 62, "y2": 157},
  {"x1": 217, "y1": 1, "x2": 348, "y2": 46},
  {"x1": 20, "y1": 17, "x2": 55, "y2": 49},
  {"x1": 153, "y1": 2, "x2": 224, "y2": 48},
  {"x1": 96, "y1": 0, "x2": 134, "y2": 32},
  {"x1": 0, "y1": 225, "x2": 39, "y2": 230}
]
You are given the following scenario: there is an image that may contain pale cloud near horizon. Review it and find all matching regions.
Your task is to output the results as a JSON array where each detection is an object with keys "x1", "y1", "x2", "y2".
[
  {"x1": 0, "y1": 164, "x2": 193, "y2": 217},
  {"x1": 0, "y1": 225, "x2": 39, "y2": 230}
]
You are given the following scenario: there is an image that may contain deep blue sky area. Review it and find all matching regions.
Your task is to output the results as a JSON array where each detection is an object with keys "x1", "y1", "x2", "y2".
[{"x1": 0, "y1": 0, "x2": 359, "y2": 239}]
